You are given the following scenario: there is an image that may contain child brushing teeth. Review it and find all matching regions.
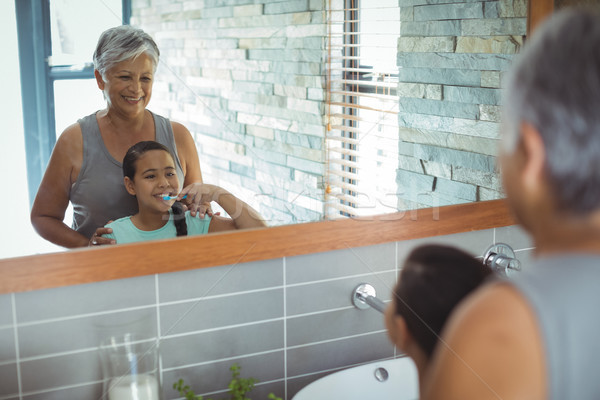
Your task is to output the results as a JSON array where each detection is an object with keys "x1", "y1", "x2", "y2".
[{"x1": 103, "y1": 141, "x2": 266, "y2": 244}]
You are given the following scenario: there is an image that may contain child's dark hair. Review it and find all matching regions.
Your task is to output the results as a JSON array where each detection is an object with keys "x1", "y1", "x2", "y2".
[
  {"x1": 122, "y1": 141, "x2": 187, "y2": 236},
  {"x1": 393, "y1": 244, "x2": 493, "y2": 358}
]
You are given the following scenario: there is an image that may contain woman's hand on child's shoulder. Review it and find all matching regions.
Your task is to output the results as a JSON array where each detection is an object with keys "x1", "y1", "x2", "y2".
[{"x1": 89, "y1": 225, "x2": 116, "y2": 246}]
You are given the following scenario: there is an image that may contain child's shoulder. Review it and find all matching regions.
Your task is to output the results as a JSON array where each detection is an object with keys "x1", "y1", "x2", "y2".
[{"x1": 105, "y1": 215, "x2": 133, "y2": 229}]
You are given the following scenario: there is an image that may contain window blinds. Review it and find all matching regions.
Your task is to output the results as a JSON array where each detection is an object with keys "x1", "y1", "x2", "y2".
[{"x1": 325, "y1": 0, "x2": 401, "y2": 219}]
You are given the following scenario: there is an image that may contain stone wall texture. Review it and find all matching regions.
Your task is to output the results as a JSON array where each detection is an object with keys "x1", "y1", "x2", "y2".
[{"x1": 396, "y1": 0, "x2": 526, "y2": 207}]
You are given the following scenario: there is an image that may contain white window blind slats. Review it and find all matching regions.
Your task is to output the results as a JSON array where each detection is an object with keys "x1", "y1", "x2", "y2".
[{"x1": 325, "y1": 0, "x2": 400, "y2": 218}]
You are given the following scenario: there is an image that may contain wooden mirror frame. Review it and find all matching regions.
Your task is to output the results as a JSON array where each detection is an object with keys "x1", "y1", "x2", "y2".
[
  {"x1": 528, "y1": 0, "x2": 554, "y2": 33},
  {"x1": 0, "y1": 199, "x2": 514, "y2": 294}
]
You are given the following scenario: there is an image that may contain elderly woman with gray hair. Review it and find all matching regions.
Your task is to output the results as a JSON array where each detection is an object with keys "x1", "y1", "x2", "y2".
[{"x1": 31, "y1": 25, "x2": 211, "y2": 247}]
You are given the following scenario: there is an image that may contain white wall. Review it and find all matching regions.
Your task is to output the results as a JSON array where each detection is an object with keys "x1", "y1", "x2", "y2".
[{"x1": 0, "y1": 2, "x2": 62, "y2": 258}]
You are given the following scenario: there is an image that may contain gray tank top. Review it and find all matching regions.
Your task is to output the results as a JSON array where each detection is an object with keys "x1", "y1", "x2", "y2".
[
  {"x1": 70, "y1": 111, "x2": 184, "y2": 239},
  {"x1": 508, "y1": 255, "x2": 600, "y2": 400}
]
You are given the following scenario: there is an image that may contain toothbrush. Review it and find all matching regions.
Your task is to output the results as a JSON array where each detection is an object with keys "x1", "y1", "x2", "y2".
[{"x1": 162, "y1": 194, "x2": 187, "y2": 200}]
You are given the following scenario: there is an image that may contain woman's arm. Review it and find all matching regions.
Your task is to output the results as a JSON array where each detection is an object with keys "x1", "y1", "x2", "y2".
[
  {"x1": 172, "y1": 121, "x2": 202, "y2": 186},
  {"x1": 30, "y1": 125, "x2": 91, "y2": 248}
]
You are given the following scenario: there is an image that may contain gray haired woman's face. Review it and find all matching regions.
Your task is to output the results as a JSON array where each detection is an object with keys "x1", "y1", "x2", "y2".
[{"x1": 96, "y1": 53, "x2": 154, "y2": 115}]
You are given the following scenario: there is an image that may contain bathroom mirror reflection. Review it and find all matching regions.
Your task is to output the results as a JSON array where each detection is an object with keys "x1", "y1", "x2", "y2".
[{"x1": 2, "y1": 0, "x2": 528, "y2": 259}]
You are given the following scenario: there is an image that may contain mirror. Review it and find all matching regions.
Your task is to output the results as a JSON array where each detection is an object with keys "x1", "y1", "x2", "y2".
[{"x1": 2, "y1": 0, "x2": 529, "y2": 260}]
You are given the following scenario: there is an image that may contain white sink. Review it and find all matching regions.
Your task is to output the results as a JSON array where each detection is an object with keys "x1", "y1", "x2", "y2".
[{"x1": 292, "y1": 357, "x2": 418, "y2": 400}]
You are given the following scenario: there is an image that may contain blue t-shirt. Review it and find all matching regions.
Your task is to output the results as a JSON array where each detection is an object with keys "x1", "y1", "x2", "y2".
[{"x1": 104, "y1": 210, "x2": 211, "y2": 244}]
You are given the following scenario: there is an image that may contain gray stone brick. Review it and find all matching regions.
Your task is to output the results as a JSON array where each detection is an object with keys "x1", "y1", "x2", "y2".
[
  {"x1": 426, "y1": 85, "x2": 443, "y2": 100},
  {"x1": 400, "y1": 0, "x2": 482, "y2": 5},
  {"x1": 398, "y1": 36, "x2": 456, "y2": 53},
  {"x1": 479, "y1": 186, "x2": 504, "y2": 201},
  {"x1": 254, "y1": 104, "x2": 323, "y2": 125},
  {"x1": 309, "y1": 0, "x2": 325, "y2": 11},
  {"x1": 287, "y1": 156, "x2": 324, "y2": 175},
  {"x1": 411, "y1": 143, "x2": 497, "y2": 172},
  {"x1": 398, "y1": 112, "x2": 501, "y2": 139},
  {"x1": 254, "y1": 159, "x2": 293, "y2": 179},
  {"x1": 270, "y1": 61, "x2": 322, "y2": 76},
  {"x1": 307, "y1": 87, "x2": 324, "y2": 101},
  {"x1": 396, "y1": 169, "x2": 436, "y2": 192},
  {"x1": 264, "y1": 0, "x2": 309, "y2": 15},
  {"x1": 247, "y1": 125, "x2": 275, "y2": 140},
  {"x1": 233, "y1": 4, "x2": 263, "y2": 17},
  {"x1": 397, "y1": 68, "x2": 481, "y2": 86},
  {"x1": 461, "y1": 18, "x2": 526, "y2": 36},
  {"x1": 239, "y1": 38, "x2": 287, "y2": 49},
  {"x1": 251, "y1": 147, "x2": 288, "y2": 166},
  {"x1": 456, "y1": 36, "x2": 522, "y2": 54},
  {"x1": 401, "y1": 6, "x2": 414, "y2": 21},
  {"x1": 398, "y1": 52, "x2": 514, "y2": 71},
  {"x1": 230, "y1": 161, "x2": 257, "y2": 179},
  {"x1": 453, "y1": 165, "x2": 503, "y2": 191},
  {"x1": 423, "y1": 159, "x2": 453, "y2": 179},
  {"x1": 444, "y1": 86, "x2": 501, "y2": 105},
  {"x1": 397, "y1": 154, "x2": 425, "y2": 174},
  {"x1": 499, "y1": 0, "x2": 527, "y2": 17},
  {"x1": 414, "y1": 3, "x2": 483, "y2": 21},
  {"x1": 481, "y1": 71, "x2": 501, "y2": 88},
  {"x1": 218, "y1": 26, "x2": 285, "y2": 38},
  {"x1": 446, "y1": 134, "x2": 499, "y2": 157},
  {"x1": 248, "y1": 49, "x2": 323, "y2": 63},
  {"x1": 435, "y1": 176, "x2": 477, "y2": 201},
  {"x1": 484, "y1": 1, "x2": 500, "y2": 18},
  {"x1": 232, "y1": 81, "x2": 274, "y2": 95},
  {"x1": 399, "y1": 98, "x2": 480, "y2": 119},
  {"x1": 202, "y1": 6, "x2": 234, "y2": 18},
  {"x1": 401, "y1": 20, "x2": 461, "y2": 36},
  {"x1": 479, "y1": 105, "x2": 502, "y2": 122},
  {"x1": 285, "y1": 23, "x2": 327, "y2": 38},
  {"x1": 294, "y1": 122, "x2": 325, "y2": 137}
]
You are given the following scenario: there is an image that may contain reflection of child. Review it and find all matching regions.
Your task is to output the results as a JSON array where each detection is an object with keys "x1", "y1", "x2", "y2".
[
  {"x1": 104, "y1": 141, "x2": 266, "y2": 244},
  {"x1": 385, "y1": 244, "x2": 493, "y2": 391}
]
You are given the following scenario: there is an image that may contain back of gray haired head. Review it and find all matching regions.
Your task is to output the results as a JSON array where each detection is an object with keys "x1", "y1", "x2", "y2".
[
  {"x1": 93, "y1": 25, "x2": 160, "y2": 78},
  {"x1": 502, "y1": 7, "x2": 600, "y2": 214}
]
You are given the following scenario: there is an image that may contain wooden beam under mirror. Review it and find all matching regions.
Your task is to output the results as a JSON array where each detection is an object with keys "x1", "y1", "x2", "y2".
[{"x1": 0, "y1": 199, "x2": 514, "y2": 294}]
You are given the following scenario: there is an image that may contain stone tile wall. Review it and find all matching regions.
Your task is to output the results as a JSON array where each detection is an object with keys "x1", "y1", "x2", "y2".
[{"x1": 396, "y1": 0, "x2": 527, "y2": 208}]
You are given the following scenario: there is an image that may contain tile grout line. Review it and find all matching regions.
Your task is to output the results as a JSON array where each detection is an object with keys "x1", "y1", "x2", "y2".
[
  {"x1": 161, "y1": 348, "x2": 283, "y2": 373},
  {"x1": 11, "y1": 293, "x2": 22, "y2": 400},
  {"x1": 393, "y1": 240, "x2": 398, "y2": 359},
  {"x1": 283, "y1": 257, "x2": 288, "y2": 400},
  {"x1": 155, "y1": 274, "x2": 164, "y2": 396}
]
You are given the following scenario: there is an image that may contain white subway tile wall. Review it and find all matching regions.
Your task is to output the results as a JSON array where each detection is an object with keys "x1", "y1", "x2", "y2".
[{"x1": 0, "y1": 225, "x2": 534, "y2": 400}]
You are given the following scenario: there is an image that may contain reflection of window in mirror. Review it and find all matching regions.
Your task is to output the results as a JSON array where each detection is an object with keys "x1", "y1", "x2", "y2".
[{"x1": 326, "y1": 0, "x2": 401, "y2": 219}]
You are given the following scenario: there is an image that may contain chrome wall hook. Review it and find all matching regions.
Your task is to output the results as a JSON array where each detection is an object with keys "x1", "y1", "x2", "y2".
[{"x1": 483, "y1": 243, "x2": 521, "y2": 276}]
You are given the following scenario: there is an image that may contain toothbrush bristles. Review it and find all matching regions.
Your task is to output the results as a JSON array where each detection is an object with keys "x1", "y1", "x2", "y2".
[{"x1": 162, "y1": 194, "x2": 187, "y2": 200}]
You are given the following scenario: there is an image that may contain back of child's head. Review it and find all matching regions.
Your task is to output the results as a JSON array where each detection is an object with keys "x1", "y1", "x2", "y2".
[
  {"x1": 122, "y1": 141, "x2": 188, "y2": 236},
  {"x1": 393, "y1": 244, "x2": 493, "y2": 358}
]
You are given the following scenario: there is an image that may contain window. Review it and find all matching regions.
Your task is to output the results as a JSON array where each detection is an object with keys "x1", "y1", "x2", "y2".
[
  {"x1": 16, "y1": 0, "x2": 130, "y2": 205},
  {"x1": 325, "y1": 0, "x2": 401, "y2": 219}
]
